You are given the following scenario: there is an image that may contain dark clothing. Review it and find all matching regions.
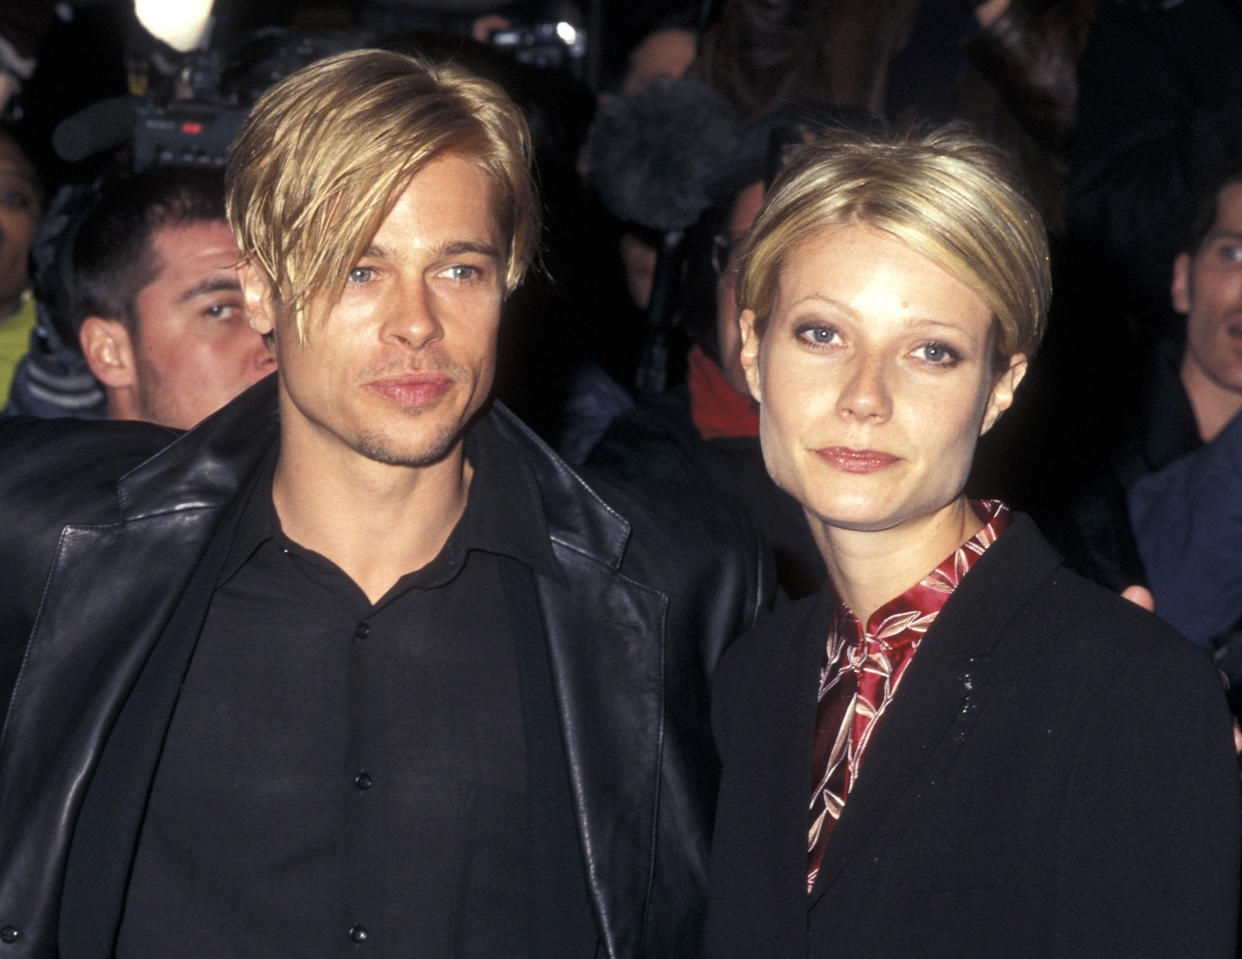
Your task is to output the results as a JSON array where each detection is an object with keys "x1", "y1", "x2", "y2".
[
  {"x1": 0, "y1": 374, "x2": 770, "y2": 958},
  {"x1": 705, "y1": 513, "x2": 1239, "y2": 958},
  {"x1": 1068, "y1": 0, "x2": 1242, "y2": 320},
  {"x1": 118, "y1": 423, "x2": 542, "y2": 956},
  {"x1": 1130, "y1": 406, "x2": 1242, "y2": 682},
  {"x1": 1036, "y1": 334, "x2": 1201, "y2": 591},
  {"x1": 586, "y1": 383, "x2": 825, "y2": 599}
]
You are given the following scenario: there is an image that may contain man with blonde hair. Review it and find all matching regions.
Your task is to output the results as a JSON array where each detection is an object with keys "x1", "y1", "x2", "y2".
[{"x1": 0, "y1": 50, "x2": 766, "y2": 957}]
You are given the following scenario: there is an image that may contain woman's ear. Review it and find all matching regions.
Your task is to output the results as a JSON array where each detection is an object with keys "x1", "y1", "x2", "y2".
[
  {"x1": 738, "y1": 309, "x2": 763, "y2": 404},
  {"x1": 981, "y1": 353, "x2": 1028, "y2": 435}
]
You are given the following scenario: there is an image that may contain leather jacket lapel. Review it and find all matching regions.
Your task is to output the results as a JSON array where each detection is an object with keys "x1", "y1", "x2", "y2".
[
  {"x1": 0, "y1": 512, "x2": 224, "y2": 956},
  {"x1": 60, "y1": 495, "x2": 249, "y2": 958},
  {"x1": 535, "y1": 541, "x2": 667, "y2": 959},
  {"x1": 491, "y1": 404, "x2": 672, "y2": 957},
  {"x1": 0, "y1": 378, "x2": 279, "y2": 955}
]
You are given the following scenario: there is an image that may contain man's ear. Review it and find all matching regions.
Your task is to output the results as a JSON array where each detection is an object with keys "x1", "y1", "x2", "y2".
[
  {"x1": 79, "y1": 317, "x2": 137, "y2": 389},
  {"x1": 981, "y1": 352, "x2": 1028, "y2": 435},
  {"x1": 738, "y1": 308, "x2": 763, "y2": 404},
  {"x1": 1171, "y1": 252, "x2": 1192, "y2": 315},
  {"x1": 237, "y1": 259, "x2": 276, "y2": 341}
]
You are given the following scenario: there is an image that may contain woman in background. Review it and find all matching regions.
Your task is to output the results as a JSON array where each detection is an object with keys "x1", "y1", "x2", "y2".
[{"x1": 704, "y1": 126, "x2": 1239, "y2": 958}]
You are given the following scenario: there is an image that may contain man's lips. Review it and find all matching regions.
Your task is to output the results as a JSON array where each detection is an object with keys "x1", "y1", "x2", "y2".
[
  {"x1": 365, "y1": 373, "x2": 454, "y2": 407},
  {"x1": 813, "y1": 446, "x2": 900, "y2": 473}
]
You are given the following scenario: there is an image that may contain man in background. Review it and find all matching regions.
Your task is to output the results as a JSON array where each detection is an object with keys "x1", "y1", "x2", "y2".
[{"x1": 74, "y1": 166, "x2": 274, "y2": 429}]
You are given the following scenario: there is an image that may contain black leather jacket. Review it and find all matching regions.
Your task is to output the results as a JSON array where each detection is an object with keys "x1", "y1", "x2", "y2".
[{"x1": 0, "y1": 375, "x2": 770, "y2": 958}]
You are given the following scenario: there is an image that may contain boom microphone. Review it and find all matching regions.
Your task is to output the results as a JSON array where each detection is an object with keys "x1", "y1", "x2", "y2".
[
  {"x1": 52, "y1": 97, "x2": 138, "y2": 163},
  {"x1": 585, "y1": 79, "x2": 737, "y2": 233}
]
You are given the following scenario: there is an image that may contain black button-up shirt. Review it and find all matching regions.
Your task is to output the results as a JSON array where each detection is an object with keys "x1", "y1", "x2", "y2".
[{"x1": 117, "y1": 417, "x2": 560, "y2": 958}]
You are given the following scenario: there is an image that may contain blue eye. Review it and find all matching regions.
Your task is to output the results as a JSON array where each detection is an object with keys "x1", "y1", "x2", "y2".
[
  {"x1": 797, "y1": 324, "x2": 838, "y2": 347},
  {"x1": 444, "y1": 265, "x2": 479, "y2": 281},
  {"x1": 914, "y1": 342, "x2": 960, "y2": 366},
  {"x1": 348, "y1": 267, "x2": 375, "y2": 283}
]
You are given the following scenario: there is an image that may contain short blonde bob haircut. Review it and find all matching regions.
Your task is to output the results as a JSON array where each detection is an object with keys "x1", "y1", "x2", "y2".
[
  {"x1": 735, "y1": 125, "x2": 1051, "y2": 364},
  {"x1": 225, "y1": 49, "x2": 539, "y2": 339}
]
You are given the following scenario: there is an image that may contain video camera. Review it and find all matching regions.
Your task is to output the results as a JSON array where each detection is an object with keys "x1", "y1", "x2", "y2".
[{"x1": 51, "y1": 8, "x2": 365, "y2": 172}]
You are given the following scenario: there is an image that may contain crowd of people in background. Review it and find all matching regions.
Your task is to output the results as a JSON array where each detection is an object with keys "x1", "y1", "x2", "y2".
[{"x1": 1, "y1": 0, "x2": 1241, "y2": 955}]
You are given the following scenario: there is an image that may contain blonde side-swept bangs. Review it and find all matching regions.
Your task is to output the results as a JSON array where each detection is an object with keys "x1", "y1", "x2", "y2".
[
  {"x1": 735, "y1": 125, "x2": 1051, "y2": 365},
  {"x1": 225, "y1": 49, "x2": 539, "y2": 341}
]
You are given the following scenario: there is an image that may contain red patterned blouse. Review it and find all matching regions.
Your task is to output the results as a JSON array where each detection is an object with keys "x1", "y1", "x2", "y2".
[{"x1": 806, "y1": 499, "x2": 1011, "y2": 892}]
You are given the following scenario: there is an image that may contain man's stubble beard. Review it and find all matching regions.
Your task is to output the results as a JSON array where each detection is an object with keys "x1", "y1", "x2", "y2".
[{"x1": 353, "y1": 407, "x2": 467, "y2": 468}]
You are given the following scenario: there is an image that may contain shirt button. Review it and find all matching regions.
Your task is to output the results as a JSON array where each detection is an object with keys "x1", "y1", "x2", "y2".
[
  {"x1": 0, "y1": 926, "x2": 18, "y2": 944},
  {"x1": 354, "y1": 621, "x2": 370, "y2": 640},
  {"x1": 347, "y1": 924, "x2": 368, "y2": 943},
  {"x1": 353, "y1": 771, "x2": 373, "y2": 790}
]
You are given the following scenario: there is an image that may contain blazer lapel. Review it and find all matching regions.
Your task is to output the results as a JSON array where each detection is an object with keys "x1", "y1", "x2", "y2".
[
  {"x1": 808, "y1": 606, "x2": 987, "y2": 908},
  {"x1": 809, "y1": 514, "x2": 1060, "y2": 909}
]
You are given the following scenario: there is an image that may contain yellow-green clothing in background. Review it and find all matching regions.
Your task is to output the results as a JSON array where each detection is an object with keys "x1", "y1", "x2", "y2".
[{"x1": 0, "y1": 290, "x2": 36, "y2": 404}]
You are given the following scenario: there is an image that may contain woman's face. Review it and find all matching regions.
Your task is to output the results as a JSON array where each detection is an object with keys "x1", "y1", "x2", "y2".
[{"x1": 739, "y1": 224, "x2": 1025, "y2": 541}]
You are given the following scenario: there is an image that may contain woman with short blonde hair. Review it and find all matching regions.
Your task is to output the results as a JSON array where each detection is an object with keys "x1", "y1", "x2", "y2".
[{"x1": 705, "y1": 126, "x2": 1238, "y2": 958}]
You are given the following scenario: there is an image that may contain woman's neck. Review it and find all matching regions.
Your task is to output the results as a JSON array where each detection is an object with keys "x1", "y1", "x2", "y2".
[{"x1": 812, "y1": 497, "x2": 983, "y2": 624}]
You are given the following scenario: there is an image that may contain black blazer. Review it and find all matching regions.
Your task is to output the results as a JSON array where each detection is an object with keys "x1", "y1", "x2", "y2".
[{"x1": 705, "y1": 513, "x2": 1240, "y2": 958}]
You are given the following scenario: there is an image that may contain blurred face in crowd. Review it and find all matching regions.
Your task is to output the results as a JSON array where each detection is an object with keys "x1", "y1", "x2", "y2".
[
  {"x1": 622, "y1": 27, "x2": 696, "y2": 94},
  {"x1": 81, "y1": 220, "x2": 275, "y2": 429},
  {"x1": 1173, "y1": 181, "x2": 1242, "y2": 438},
  {"x1": 739, "y1": 224, "x2": 1023, "y2": 550},
  {"x1": 0, "y1": 138, "x2": 40, "y2": 316},
  {"x1": 715, "y1": 180, "x2": 765, "y2": 394}
]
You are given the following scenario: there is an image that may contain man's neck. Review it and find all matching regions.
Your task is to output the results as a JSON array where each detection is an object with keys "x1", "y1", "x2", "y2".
[
  {"x1": 1181, "y1": 354, "x2": 1242, "y2": 442},
  {"x1": 270, "y1": 434, "x2": 473, "y2": 605}
]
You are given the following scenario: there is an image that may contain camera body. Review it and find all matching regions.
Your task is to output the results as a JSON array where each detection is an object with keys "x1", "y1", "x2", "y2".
[{"x1": 489, "y1": 22, "x2": 587, "y2": 80}]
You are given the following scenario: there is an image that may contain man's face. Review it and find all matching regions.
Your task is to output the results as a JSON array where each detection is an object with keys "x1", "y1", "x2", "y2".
[
  {"x1": 128, "y1": 220, "x2": 275, "y2": 429},
  {"x1": 1173, "y1": 182, "x2": 1242, "y2": 397},
  {"x1": 246, "y1": 153, "x2": 505, "y2": 470}
]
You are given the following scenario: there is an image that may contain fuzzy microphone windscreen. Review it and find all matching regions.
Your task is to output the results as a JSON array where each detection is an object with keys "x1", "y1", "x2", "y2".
[{"x1": 585, "y1": 79, "x2": 738, "y2": 233}]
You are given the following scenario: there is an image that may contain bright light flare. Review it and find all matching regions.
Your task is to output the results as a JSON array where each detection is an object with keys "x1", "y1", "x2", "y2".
[{"x1": 135, "y1": 0, "x2": 214, "y2": 52}]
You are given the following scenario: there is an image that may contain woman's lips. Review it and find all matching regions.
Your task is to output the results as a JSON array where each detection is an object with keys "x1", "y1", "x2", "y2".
[
  {"x1": 813, "y1": 446, "x2": 899, "y2": 473},
  {"x1": 366, "y1": 373, "x2": 453, "y2": 407}
]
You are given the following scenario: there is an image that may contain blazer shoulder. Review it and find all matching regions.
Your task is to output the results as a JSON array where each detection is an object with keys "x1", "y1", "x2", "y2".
[
  {"x1": 965, "y1": 517, "x2": 1226, "y2": 726},
  {"x1": 1028, "y1": 562, "x2": 1222, "y2": 692}
]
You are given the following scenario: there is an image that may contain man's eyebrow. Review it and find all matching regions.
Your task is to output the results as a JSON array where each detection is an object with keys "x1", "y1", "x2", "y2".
[
  {"x1": 363, "y1": 240, "x2": 502, "y2": 260},
  {"x1": 437, "y1": 240, "x2": 501, "y2": 260},
  {"x1": 178, "y1": 275, "x2": 242, "y2": 303}
]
